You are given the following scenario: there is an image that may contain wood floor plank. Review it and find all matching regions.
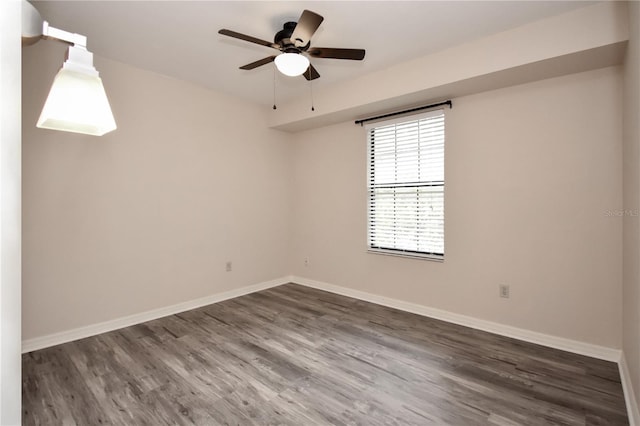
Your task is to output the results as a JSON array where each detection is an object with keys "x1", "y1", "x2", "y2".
[{"x1": 23, "y1": 283, "x2": 629, "y2": 425}]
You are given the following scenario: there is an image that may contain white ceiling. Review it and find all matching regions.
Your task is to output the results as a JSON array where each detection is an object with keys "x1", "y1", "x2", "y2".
[{"x1": 31, "y1": 1, "x2": 596, "y2": 106}]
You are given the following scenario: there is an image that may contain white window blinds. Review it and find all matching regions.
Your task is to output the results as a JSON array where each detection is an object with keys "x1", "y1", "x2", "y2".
[{"x1": 367, "y1": 109, "x2": 445, "y2": 258}]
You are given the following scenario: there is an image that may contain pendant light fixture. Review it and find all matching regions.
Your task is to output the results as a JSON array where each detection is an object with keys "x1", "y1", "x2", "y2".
[{"x1": 22, "y1": 1, "x2": 117, "y2": 136}]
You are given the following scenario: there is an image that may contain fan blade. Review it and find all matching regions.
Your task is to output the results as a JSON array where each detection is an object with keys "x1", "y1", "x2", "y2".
[
  {"x1": 218, "y1": 29, "x2": 279, "y2": 49},
  {"x1": 303, "y1": 64, "x2": 320, "y2": 81},
  {"x1": 240, "y1": 56, "x2": 277, "y2": 70},
  {"x1": 308, "y1": 47, "x2": 365, "y2": 60},
  {"x1": 290, "y1": 10, "x2": 324, "y2": 47}
]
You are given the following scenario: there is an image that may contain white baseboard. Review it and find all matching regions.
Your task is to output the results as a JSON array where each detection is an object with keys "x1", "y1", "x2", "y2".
[
  {"x1": 22, "y1": 277, "x2": 289, "y2": 353},
  {"x1": 620, "y1": 352, "x2": 640, "y2": 426},
  {"x1": 289, "y1": 275, "x2": 621, "y2": 362},
  {"x1": 24, "y1": 274, "x2": 623, "y2": 363}
]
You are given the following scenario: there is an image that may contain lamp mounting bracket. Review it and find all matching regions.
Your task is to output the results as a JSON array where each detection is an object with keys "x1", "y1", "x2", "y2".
[
  {"x1": 21, "y1": 1, "x2": 87, "y2": 48},
  {"x1": 42, "y1": 21, "x2": 87, "y2": 48}
]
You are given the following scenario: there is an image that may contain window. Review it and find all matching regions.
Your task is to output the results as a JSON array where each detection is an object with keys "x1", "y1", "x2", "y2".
[{"x1": 367, "y1": 109, "x2": 445, "y2": 259}]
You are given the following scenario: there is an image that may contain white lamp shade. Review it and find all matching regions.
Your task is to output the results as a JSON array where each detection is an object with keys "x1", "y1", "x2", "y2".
[
  {"x1": 274, "y1": 53, "x2": 310, "y2": 77},
  {"x1": 37, "y1": 68, "x2": 117, "y2": 136}
]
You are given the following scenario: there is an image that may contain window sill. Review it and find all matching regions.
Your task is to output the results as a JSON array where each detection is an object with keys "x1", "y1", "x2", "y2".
[{"x1": 367, "y1": 248, "x2": 444, "y2": 262}]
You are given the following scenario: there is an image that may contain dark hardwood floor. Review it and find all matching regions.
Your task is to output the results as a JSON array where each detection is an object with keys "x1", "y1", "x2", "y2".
[{"x1": 22, "y1": 283, "x2": 628, "y2": 425}]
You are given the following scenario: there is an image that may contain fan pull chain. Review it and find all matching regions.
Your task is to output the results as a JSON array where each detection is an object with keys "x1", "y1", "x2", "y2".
[
  {"x1": 309, "y1": 69, "x2": 315, "y2": 112},
  {"x1": 272, "y1": 66, "x2": 277, "y2": 110}
]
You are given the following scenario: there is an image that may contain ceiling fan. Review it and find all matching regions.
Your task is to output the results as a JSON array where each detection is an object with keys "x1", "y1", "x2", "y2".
[{"x1": 218, "y1": 10, "x2": 366, "y2": 81}]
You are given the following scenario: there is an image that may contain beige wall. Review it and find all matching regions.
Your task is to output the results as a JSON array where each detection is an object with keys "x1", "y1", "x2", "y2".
[
  {"x1": 21, "y1": 7, "x2": 629, "y2": 360},
  {"x1": 1, "y1": 1, "x2": 22, "y2": 423},
  {"x1": 22, "y1": 40, "x2": 292, "y2": 340},
  {"x1": 623, "y1": 0, "x2": 640, "y2": 413},
  {"x1": 291, "y1": 66, "x2": 623, "y2": 349}
]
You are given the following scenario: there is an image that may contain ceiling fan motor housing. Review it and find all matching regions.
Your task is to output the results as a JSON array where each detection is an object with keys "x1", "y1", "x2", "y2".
[{"x1": 274, "y1": 22, "x2": 310, "y2": 51}]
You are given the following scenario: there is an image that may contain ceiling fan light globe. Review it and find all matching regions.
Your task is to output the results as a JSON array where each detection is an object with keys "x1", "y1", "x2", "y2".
[{"x1": 274, "y1": 53, "x2": 309, "y2": 77}]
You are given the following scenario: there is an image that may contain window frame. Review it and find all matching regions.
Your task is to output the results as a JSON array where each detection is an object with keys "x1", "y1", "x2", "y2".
[{"x1": 365, "y1": 109, "x2": 445, "y2": 261}]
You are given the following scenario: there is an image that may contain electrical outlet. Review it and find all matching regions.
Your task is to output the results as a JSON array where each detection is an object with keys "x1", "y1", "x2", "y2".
[
  {"x1": 226, "y1": 261, "x2": 232, "y2": 272},
  {"x1": 304, "y1": 257, "x2": 309, "y2": 267},
  {"x1": 499, "y1": 284, "x2": 510, "y2": 298}
]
